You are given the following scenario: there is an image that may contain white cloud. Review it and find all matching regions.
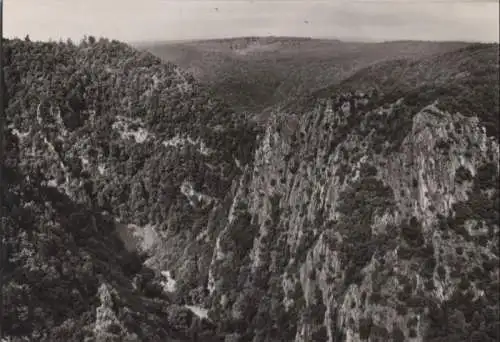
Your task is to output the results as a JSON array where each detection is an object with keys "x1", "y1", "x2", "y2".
[{"x1": 4, "y1": 0, "x2": 499, "y2": 42}]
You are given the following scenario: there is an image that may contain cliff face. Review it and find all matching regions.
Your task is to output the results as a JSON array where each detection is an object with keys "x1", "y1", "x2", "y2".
[
  {"x1": 208, "y1": 97, "x2": 498, "y2": 341},
  {"x1": 203, "y1": 44, "x2": 499, "y2": 341},
  {"x1": 1, "y1": 38, "x2": 499, "y2": 342}
]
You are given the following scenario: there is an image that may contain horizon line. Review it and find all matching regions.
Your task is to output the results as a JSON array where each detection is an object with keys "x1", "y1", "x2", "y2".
[{"x1": 4, "y1": 34, "x2": 498, "y2": 45}]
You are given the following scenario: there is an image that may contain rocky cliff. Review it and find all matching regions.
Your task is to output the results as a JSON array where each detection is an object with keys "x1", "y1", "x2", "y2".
[
  {"x1": 204, "y1": 43, "x2": 499, "y2": 342},
  {"x1": 1, "y1": 38, "x2": 498, "y2": 342}
]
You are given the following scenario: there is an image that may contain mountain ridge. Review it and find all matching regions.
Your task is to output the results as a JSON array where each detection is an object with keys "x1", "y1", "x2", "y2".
[{"x1": 139, "y1": 37, "x2": 473, "y2": 113}]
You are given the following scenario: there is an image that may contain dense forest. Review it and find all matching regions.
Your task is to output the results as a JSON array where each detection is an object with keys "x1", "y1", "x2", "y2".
[{"x1": 1, "y1": 36, "x2": 260, "y2": 341}]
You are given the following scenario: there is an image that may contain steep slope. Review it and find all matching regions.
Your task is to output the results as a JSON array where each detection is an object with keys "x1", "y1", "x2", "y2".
[
  {"x1": 2, "y1": 37, "x2": 260, "y2": 341},
  {"x1": 140, "y1": 37, "x2": 469, "y2": 113},
  {"x1": 201, "y1": 43, "x2": 499, "y2": 341}
]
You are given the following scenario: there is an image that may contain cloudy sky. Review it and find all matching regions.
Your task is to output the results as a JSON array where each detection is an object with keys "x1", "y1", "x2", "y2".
[{"x1": 4, "y1": 0, "x2": 499, "y2": 43}]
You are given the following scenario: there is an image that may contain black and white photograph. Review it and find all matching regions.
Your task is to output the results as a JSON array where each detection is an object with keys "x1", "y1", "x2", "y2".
[{"x1": 0, "y1": 0, "x2": 498, "y2": 341}]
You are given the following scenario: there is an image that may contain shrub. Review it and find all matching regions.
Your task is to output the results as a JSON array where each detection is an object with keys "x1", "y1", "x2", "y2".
[
  {"x1": 455, "y1": 166, "x2": 472, "y2": 184},
  {"x1": 359, "y1": 317, "x2": 373, "y2": 340},
  {"x1": 401, "y1": 217, "x2": 425, "y2": 247},
  {"x1": 435, "y1": 139, "x2": 451, "y2": 152},
  {"x1": 311, "y1": 326, "x2": 328, "y2": 342},
  {"x1": 392, "y1": 326, "x2": 405, "y2": 342}
]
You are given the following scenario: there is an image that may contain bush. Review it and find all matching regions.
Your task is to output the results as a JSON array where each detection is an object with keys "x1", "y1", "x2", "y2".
[
  {"x1": 311, "y1": 326, "x2": 328, "y2": 341},
  {"x1": 392, "y1": 326, "x2": 406, "y2": 342},
  {"x1": 359, "y1": 317, "x2": 373, "y2": 340},
  {"x1": 401, "y1": 217, "x2": 425, "y2": 247},
  {"x1": 455, "y1": 166, "x2": 472, "y2": 184}
]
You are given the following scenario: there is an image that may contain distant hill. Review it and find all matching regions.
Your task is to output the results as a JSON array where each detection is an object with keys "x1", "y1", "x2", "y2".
[{"x1": 138, "y1": 37, "x2": 470, "y2": 113}]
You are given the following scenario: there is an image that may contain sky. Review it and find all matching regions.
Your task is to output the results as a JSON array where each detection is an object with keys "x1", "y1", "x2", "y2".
[{"x1": 4, "y1": 0, "x2": 499, "y2": 43}]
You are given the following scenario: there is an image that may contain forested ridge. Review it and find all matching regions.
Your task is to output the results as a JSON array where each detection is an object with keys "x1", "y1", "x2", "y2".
[
  {"x1": 142, "y1": 37, "x2": 471, "y2": 113},
  {"x1": 1, "y1": 36, "x2": 259, "y2": 341}
]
